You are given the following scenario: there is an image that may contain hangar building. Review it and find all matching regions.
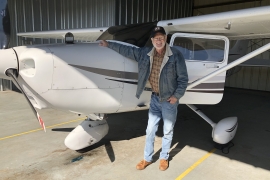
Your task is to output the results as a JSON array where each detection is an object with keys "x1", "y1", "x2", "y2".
[{"x1": 1, "y1": 0, "x2": 270, "y2": 92}]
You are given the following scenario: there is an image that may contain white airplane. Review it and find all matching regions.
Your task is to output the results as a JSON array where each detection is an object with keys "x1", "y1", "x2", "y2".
[{"x1": 1, "y1": 5, "x2": 270, "y2": 151}]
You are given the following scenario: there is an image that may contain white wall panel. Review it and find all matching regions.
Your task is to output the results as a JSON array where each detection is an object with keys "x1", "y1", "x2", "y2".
[{"x1": 225, "y1": 67, "x2": 270, "y2": 91}]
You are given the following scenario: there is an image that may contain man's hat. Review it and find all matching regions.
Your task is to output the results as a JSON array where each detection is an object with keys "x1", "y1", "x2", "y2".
[{"x1": 150, "y1": 26, "x2": 166, "y2": 38}]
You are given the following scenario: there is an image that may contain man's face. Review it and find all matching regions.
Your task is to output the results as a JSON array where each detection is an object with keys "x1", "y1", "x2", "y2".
[{"x1": 151, "y1": 33, "x2": 167, "y2": 51}]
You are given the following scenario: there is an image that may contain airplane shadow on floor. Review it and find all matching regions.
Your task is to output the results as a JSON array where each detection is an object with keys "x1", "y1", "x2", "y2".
[
  {"x1": 52, "y1": 88, "x2": 270, "y2": 170},
  {"x1": 51, "y1": 106, "x2": 215, "y2": 164}
]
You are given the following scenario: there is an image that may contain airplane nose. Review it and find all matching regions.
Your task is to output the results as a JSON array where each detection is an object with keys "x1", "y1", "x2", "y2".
[{"x1": 0, "y1": 48, "x2": 18, "y2": 79}]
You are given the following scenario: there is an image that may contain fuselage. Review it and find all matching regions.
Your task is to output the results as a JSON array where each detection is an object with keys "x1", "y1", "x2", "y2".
[{"x1": 1, "y1": 41, "x2": 228, "y2": 115}]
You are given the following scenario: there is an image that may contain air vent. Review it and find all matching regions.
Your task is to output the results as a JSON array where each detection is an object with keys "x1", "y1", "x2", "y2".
[{"x1": 20, "y1": 59, "x2": 36, "y2": 77}]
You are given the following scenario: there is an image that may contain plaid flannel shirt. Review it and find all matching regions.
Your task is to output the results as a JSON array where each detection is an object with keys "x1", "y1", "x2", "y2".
[{"x1": 149, "y1": 50, "x2": 165, "y2": 93}]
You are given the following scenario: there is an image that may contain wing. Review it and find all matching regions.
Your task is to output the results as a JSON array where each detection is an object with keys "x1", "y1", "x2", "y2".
[
  {"x1": 17, "y1": 27, "x2": 108, "y2": 42},
  {"x1": 17, "y1": 22, "x2": 157, "y2": 47},
  {"x1": 158, "y1": 6, "x2": 270, "y2": 40}
]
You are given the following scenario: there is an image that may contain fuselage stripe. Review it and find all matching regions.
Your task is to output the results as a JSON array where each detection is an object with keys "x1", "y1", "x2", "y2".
[{"x1": 69, "y1": 64, "x2": 225, "y2": 91}]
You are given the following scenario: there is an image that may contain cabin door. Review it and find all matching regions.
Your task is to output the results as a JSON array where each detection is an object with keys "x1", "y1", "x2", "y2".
[{"x1": 169, "y1": 33, "x2": 230, "y2": 104}]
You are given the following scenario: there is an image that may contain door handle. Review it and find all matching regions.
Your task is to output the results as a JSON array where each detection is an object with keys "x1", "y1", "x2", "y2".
[{"x1": 205, "y1": 64, "x2": 219, "y2": 68}]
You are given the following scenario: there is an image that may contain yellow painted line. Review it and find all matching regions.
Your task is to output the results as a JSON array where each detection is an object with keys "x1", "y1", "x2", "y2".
[
  {"x1": 175, "y1": 148, "x2": 216, "y2": 180},
  {"x1": 0, "y1": 117, "x2": 86, "y2": 141}
]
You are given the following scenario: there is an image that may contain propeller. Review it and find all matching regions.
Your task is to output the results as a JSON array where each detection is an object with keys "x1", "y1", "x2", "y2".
[{"x1": 5, "y1": 68, "x2": 46, "y2": 132}]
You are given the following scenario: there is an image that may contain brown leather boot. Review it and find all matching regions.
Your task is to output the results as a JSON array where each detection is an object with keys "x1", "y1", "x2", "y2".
[
  {"x1": 136, "y1": 160, "x2": 152, "y2": 170},
  {"x1": 159, "y1": 159, "x2": 169, "y2": 171}
]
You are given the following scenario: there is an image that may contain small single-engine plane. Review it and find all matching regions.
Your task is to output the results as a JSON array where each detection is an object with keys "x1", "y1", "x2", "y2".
[{"x1": 1, "y1": 5, "x2": 270, "y2": 151}]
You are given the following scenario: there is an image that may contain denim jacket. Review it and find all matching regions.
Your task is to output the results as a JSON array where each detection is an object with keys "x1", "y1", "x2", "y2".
[{"x1": 108, "y1": 42, "x2": 188, "y2": 102}]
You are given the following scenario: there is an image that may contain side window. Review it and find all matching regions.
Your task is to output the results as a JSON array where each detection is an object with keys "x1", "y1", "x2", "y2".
[{"x1": 173, "y1": 37, "x2": 225, "y2": 62}]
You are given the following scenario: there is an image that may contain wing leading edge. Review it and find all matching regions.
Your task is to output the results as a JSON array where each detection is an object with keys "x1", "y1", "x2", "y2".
[{"x1": 17, "y1": 27, "x2": 108, "y2": 42}]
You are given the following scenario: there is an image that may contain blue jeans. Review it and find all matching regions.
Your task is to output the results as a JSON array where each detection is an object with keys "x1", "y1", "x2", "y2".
[{"x1": 144, "y1": 94, "x2": 179, "y2": 162}]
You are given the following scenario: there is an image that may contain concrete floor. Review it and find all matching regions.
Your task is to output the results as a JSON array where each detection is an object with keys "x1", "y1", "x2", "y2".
[{"x1": 0, "y1": 88, "x2": 270, "y2": 180}]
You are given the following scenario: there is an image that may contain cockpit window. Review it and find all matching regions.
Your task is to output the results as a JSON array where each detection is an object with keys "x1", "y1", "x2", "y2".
[{"x1": 173, "y1": 37, "x2": 225, "y2": 62}]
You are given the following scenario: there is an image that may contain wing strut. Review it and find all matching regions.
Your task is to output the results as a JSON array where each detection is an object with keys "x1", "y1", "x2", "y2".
[
  {"x1": 186, "y1": 104, "x2": 216, "y2": 128},
  {"x1": 187, "y1": 42, "x2": 270, "y2": 90}
]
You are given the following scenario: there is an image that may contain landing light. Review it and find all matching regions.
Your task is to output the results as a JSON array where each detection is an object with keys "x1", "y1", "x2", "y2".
[{"x1": 65, "y1": 32, "x2": 74, "y2": 44}]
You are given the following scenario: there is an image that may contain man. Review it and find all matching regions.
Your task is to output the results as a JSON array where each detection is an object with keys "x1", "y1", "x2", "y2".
[{"x1": 99, "y1": 26, "x2": 188, "y2": 171}]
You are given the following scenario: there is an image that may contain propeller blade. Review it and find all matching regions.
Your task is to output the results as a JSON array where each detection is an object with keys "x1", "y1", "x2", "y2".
[{"x1": 6, "y1": 69, "x2": 46, "y2": 132}]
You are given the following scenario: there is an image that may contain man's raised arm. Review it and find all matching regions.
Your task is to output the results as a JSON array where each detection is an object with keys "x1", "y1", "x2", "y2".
[{"x1": 99, "y1": 40, "x2": 143, "y2": 62}]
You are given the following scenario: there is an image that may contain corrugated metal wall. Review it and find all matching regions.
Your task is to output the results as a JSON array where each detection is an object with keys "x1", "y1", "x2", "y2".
[
  {"x1": 0, "y1": 79, "x2": 12, "y2": 91},
  {"x1": 0, "y1": 0, "x2": 11, "y2": 91},
  {"x1": 225, "y1": 66, "x2": 270, "y2": 91},
  {"x1": 194, "y1": 0, "x2": 270, "y2": 92},
  {"x1": 115, "y1": 0, "x2": 192, "y2": 25},
  {"x1": 8, "y1": 0, "x2": 116, "y2": 46},
  {"x1": 8, "y1": 0, "x2": 193, "y2": 47}
]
